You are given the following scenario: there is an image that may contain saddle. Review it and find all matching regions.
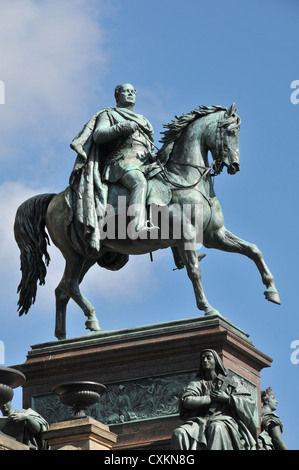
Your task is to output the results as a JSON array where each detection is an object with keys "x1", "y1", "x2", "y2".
[{"x1": 106, "y1": 172, "x2": 172, "y2": 216}]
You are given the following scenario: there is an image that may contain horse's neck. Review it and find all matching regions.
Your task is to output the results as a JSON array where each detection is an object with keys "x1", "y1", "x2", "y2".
[
  {"x1": 165, "y1": 117, "x2": 216, "y2": 197},
  {"x1": 166, "y1": 119, "x2": 210, "y2": 186}
]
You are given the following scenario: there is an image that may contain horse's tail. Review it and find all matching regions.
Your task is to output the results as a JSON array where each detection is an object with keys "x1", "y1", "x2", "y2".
[{"x1": 14, "y1": 193, "x2": 56, "y2": 316}]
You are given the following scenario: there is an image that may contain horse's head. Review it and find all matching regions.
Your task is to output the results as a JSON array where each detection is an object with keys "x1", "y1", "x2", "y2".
[{"x1": 213, "y1": 103, "x2": 241, "y2": 175}]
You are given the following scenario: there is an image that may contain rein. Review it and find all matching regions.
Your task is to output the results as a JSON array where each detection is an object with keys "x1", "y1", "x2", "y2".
[{"x1": 156, "y1": 158, "x2": 216, "y2": 190}]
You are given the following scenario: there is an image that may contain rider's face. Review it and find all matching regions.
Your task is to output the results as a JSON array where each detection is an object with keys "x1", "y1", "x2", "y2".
[{"x1": 117, "y1": 84, "x2": 136, "y2": 107}]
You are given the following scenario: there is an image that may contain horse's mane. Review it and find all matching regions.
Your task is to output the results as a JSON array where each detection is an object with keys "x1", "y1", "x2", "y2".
[{"x1": 157, "y1": 105, "x2": 228, "y2": 163}]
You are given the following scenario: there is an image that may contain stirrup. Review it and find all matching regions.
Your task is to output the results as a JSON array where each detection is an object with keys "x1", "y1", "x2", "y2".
[
  {"x1": 136, "y1": 221, "x2": 159, "y2": 232},
  {"x1": 145, "y1": 220, "x2": 159, "y2": 231}
]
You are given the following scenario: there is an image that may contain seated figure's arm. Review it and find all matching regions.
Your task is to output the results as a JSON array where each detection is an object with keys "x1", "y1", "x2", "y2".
[
  {"x1": 182, "y1": 395, "x2": 212, "y2": 409},
  {"x1": 9, "y1": 409, "x2": 46, "y2": 434},
  {"x1": 93, "y1": 112, "x2": 138, "y2": 144}
]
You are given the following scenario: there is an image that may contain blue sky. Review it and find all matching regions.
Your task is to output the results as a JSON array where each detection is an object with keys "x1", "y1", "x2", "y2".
[{"x1": 0, "y1": 0, "x2": 298, "y2": 450}]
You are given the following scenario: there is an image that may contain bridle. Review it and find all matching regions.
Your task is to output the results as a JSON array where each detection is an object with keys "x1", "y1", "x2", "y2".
[
  {"x1": 156, "y1": 113, "x2": 225, "y2": 190},
  {"x1": 214, "y1": 113, "x2": 225, "y2": 166}
]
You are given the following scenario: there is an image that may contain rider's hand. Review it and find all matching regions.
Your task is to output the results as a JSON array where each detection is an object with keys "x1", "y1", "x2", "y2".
[{"x1": 119, "y1": 121, "x2": 139, "y2": 135}]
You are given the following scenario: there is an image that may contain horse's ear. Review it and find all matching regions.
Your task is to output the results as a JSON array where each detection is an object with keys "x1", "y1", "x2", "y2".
[{"x1": 226, "y1": 103, "x2": 236, "y2": 117}]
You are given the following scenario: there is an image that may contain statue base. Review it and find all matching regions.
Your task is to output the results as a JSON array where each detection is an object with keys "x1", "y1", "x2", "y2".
[
  {"x1": 15, "y1": 315, "x2": 272, "y2": 450},
  {"x1": 0, "y1": 431, "x2": 29, "y2": 450},
  {"x1": 42, "y1": 416, "x2": 117, "y2": 450}
]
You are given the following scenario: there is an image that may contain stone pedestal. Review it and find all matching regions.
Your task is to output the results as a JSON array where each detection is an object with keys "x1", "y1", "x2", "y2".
[
  {"x1": 15, "y1": 315, "x2": 272, "y2": 450},
  {"x1": 0, "y1": 432, "x2": 29, "y2": 450},
  {"x1": 43, "y1": 416, "x2": 117, "y2": 450}
]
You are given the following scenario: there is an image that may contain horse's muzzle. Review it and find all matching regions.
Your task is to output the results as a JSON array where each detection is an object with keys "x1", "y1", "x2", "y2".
[{"x1": 227, "y1": 162, "x2": 240, "y2": 175}]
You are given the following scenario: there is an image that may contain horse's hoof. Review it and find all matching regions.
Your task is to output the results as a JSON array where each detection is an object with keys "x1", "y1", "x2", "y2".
[
  {"x1": 204, "y1": 308, "x2": 222, "y2": 317},
  {"x1": 85, "y1": 319, "x2": 101, "y2": 332},
  {"x1": 55, "y1": 331, "x2": 66, "y2": 340},
  {"x1": 264, "y1": 289, "x2": 281, "y2": 305}
]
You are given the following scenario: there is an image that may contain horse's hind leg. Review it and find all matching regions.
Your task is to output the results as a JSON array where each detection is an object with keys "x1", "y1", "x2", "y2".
[
  {"x1": 204, "y1": 227, "x2": 281, "y2": 305},
  {"x1": 176, "y1": 240, "x2": 221, "y2": 316},
  {"x1": 55, "y1": 287, "x2": 69, "y2": 340},
  {"x1": 55, "y1": 256, "x2": 100, "y2": 339}
]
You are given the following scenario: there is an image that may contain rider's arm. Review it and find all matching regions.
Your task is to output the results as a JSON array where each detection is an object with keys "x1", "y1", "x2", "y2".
[{"x1": 93, "y1": 112, "x2": 137, "y2": 144}]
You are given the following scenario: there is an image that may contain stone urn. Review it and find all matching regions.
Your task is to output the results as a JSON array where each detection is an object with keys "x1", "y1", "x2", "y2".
[
  {"x1": 52, "y1": 381, "x2": 107, "y2": 419},
  {"x1": 0, "y1": 366, "x2": 26, "y2": 406}
]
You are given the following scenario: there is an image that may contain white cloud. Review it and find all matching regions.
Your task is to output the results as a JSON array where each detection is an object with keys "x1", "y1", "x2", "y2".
[{"x1": 0, "y1": 0, "x2": 108, "y2": 157}]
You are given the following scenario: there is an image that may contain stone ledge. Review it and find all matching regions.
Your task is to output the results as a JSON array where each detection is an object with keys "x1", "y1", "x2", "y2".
[
  {"x1": 27, "y1": 315, "x2": 251, "y2": 355},
  {"x1": 0, "y1": 432, "x2": 29, "y2": 450}
]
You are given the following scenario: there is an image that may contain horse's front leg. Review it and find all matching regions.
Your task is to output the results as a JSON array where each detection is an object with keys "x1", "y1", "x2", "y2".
[
  {"x1": 176, "y1": 240, "x2": 221, "y2": 317},
  {"x1": 204, "y1": 227, "x2": 281, "y2": 305}
]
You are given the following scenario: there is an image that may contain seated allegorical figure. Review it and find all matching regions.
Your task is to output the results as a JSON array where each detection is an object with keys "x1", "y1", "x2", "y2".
[
  {"x1": 0, "y1": 400, "x2": 49, "y2": 450},
  {"x1": 171, "y1": 349, "x2": 258, "y2": 450}
]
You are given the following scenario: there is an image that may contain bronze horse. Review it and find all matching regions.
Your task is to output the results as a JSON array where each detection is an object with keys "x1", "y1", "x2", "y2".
[{"x1": 14, "y1": 104, "x2": 280, "y2": 340}]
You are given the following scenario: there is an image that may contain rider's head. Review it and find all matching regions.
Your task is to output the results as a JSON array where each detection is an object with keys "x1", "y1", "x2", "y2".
[{"x1": 114, "y1": 83, "x2": 137, "y2": 108}]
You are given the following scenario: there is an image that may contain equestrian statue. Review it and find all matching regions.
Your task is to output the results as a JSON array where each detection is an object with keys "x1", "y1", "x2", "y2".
[{"x1": 14, "y1": 83, "x2": 281, "y2": 340}]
